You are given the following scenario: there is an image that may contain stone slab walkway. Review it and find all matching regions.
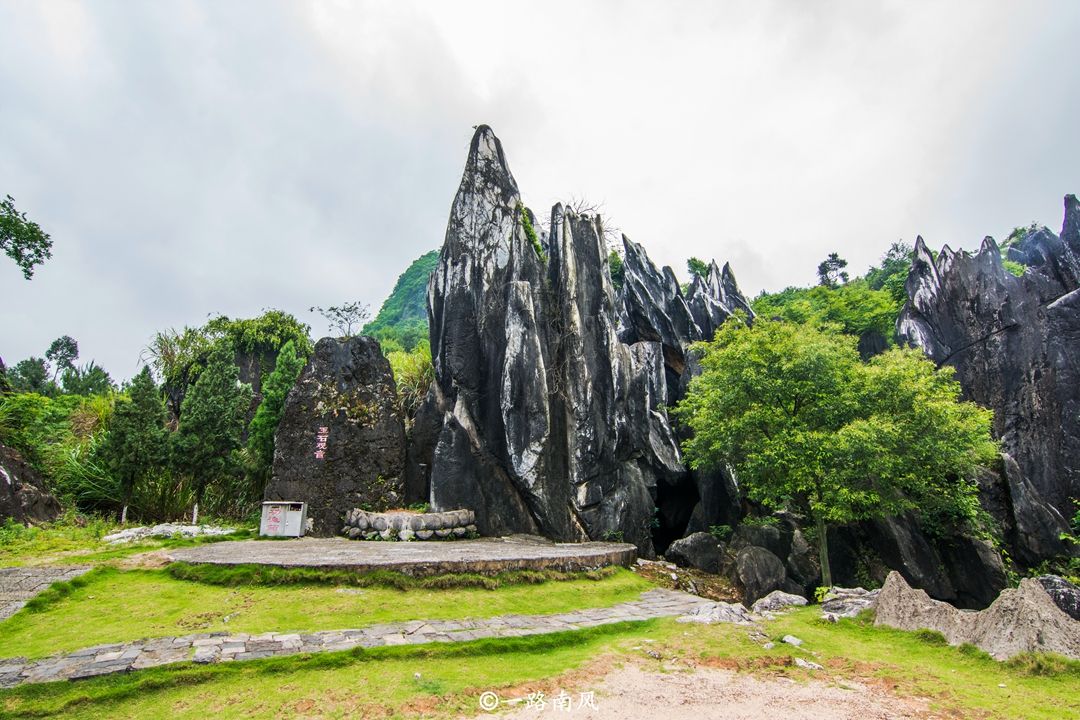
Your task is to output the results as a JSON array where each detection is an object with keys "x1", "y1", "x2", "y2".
[
  {"x1": 0, "y1": 566, "x2": 90, "y2": 621},
  {"x1": 167, "y1": 535, "x2": 637, "y2": 576},
  {"x1": 0, "y1": 588, "x2": 712, "y2": 688}
]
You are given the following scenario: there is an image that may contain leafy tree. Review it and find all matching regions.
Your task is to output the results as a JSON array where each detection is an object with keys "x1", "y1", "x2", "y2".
[
  {"x1": 61, "y1": 361, "x2": 115, "y2": 396},
  {"x1": 865, "y1": 241, "x2": 914, "y2": 305},
  {"x1": 1, "y1": 195, "x2": 53, "y2": 279},
  {"x1": 170, "y1": 344, "x2": 252, "y2": 523},
  {"x1": 385, "y1": 339, "x2": 434, "y2": 422},
  {"x1": 45, "y1": 336, "x2": 78, "y2": 382},
  {"x1": 674, "y1": 317, "x2": 997, "y2": 587},
  {"x1": 687, "y1": 256, "x2": 709, "y2": 279},
  {"x1": 752, "y1": 280, "x2": 898, "y2": 342},
  {"x1": 607, "y1": 250, "x2": 625, "y2": 291},
  {"x1": 8, "y1": 357, "x2": 54, "y2": 396},
  {"x1": 203, "y1": 310, "x2": 312, "y2": 358},
  {"x1": 817, "y1": 252, "x2": 849, "y2": 288},
  {"x1": 101, "y1": 367, "x2": 167, "y2": 521},
  {"x1": 310, "y1": 301, "x2": 371, "y2": 338},
  {"x1": 247, "y1": 340, "x2": 305, "y2": 480}
]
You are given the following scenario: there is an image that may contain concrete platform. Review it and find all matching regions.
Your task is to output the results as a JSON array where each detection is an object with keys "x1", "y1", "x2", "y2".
[{"x1": 166, "y1": 535, "x2": 637, "y2": 576}]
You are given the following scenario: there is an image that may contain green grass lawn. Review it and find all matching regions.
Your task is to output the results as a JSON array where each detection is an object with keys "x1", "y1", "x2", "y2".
[
  {"x1": 1, "y1": 609, "x2": 1076, "y2": 720},
  {"x1": 0, "y1": 518, "x2": 256, "y2": 568},
  {"x1": 0, "y1": 567, "x2": 654, "y2": 659}
]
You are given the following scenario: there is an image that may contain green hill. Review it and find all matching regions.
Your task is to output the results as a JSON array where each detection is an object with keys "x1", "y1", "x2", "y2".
[{"x1": 364, "y1": 250, "x2": 439, "y2": 351}]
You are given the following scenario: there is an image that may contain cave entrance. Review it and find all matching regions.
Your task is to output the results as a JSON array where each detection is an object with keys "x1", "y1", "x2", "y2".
[{"x1": 652, "y1": 479, "x2": 700, "y2": 555}]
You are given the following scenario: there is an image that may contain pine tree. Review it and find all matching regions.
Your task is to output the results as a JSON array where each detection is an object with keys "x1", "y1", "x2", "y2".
[
  {"x1": 247, "y1": 340, "x2": 305, "y2": 480},
  {"x1": 171, "y1": 344, "x2": 252, "y2": 523},
  {"x1": 102, "y1": 366, "x2": 167, "y2": 522}
]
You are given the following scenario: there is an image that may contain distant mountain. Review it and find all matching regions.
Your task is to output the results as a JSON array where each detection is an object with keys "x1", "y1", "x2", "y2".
[{"x1": 364, "y1": 250, "x2": 439, "y2": 351}]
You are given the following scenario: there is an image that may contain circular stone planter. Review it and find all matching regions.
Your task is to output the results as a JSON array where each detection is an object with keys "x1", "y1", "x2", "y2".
[{"x1": 341, "y1": 509, "x2": 477, "y2": 541}]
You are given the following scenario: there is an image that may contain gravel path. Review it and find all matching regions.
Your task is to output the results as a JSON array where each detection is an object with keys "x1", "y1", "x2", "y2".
[
  {"x1": 0, "y1": 566, "x2": 90, "y2": 621},
  {"x1": 0, "y1": 588, "x2": 712, "y2": 688}
]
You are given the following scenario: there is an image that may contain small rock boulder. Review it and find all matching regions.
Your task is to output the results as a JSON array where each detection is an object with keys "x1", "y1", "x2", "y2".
[
  {"x1": 0, "y1": 443, "x2": 60, "y2": 525},
  {"x1": 752, "y1": 590, "x2": 808, "y2": 614},
  {"x1": 266, "y1": 336, "x2": 407, "y2": 536},
  {"x1": 821, "y1": 586, "x2": 880, "y2": 619},
  {"x1": 677, "y1": 602, "x2": 755, "y2": 625},
  {"x1": 666, "y1": 532, "x2": 723, "y2": 574},
  {"x1": 736, "y1": 545, "x2": 788, "y2": 605}
]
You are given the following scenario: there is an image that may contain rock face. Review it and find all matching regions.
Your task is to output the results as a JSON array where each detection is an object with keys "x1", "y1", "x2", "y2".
[
  {"x1": 266, "y1": 336, "x2": 406, "y2": 536},
  {"x1": 415, "y1": 126, "x2": 752, "y2": 555},
  {"x1": 897, "y1": 196, "x2": 1080, "y2": 565},
  {"x1": 0, "y1": 443, "x2": 60, "y2": 525},
  {"x1": 735, "y1": 545, "x2": 789, "y2": 605},
  {"x1": 874, "y1": 571, "x2": 1080, "y2": 660}
]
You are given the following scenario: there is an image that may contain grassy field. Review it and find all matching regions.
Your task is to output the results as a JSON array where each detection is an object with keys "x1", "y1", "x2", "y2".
[
  {"x1": 0, "y1": 566, "x2": 653, "y2": 659},
  {"x1": 0, "y1": 517, "x2": 255, "y2": 568},
  {"x1": 1, "y1": 609, "x2": 1077, "y2": 719}
]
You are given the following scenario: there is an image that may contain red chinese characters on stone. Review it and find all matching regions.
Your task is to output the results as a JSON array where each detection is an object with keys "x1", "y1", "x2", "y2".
[{"x1": 314, "y1": 426, "x2": 329, "y2": 460}]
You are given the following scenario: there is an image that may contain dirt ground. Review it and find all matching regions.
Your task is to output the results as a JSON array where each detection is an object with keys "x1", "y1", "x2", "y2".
[{"x1": 477, "y1": 663, "x2": 933, "y2": 720}]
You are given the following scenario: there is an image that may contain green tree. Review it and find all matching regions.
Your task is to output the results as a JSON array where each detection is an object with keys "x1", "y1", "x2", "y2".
[
  {"x1": 45, "y1": 336, "x2": 78, "y2": 382},
  {"x1": 1, "y1": 195, "x2": 53, "y2": 279},
  {"x1": 61, "y1": 361, "x2": 115, "y2": 396},
  {"x1": 817, "y1": 252, "x2": 849, "y2": 288},
  {"x1": 364, "y1": 250, "x2": 438, "y2": 351},
  {"x1": 687, "y1": 256, "x2": 709, "y2": 279},
  {"x1": 865, "y1": 241, "x2": 914, "y2": 305},
  {"x1": 310, "y1": 301, "x2": 371, "y2": 338},
  {"x1": 8, "y1": 358, "x2": 54, "y2": 396},
  {"x1": 171, "y1": 345, "x2": 252, "y2": 523},
  {"x1": 385, "y1": 339, "x2": 434, "y2": 422},
  {"x1": 752, "y1": 280, "x2": 898, "y2": 342},
  {"x1": 674, "y1": 318, "x2": 997, "y2": 587},
  {"x1": 101, "y1": 367, "x2": 167, "y2": 522},
  {"x1": 607, "y1": 250, "x2": 625, "y2": 291},
  {"x1": 247, "y1": 340, "x2": 305, "y2": 481}
]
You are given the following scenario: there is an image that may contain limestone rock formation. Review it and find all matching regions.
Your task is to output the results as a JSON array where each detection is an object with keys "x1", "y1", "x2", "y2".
[
  {"x1": 0, "y1": 443, "x2": 60, "y2": 525},
  {"x1": 874, "y1": 570, "x2": 1080, "y2": 660},
  {"x1": 897, "y1": 196, "x2": 1080, "y2": 565},
  {"x1": 735, "y1": 545, "x2": 789, "y2": 605},
  {"x1": 415, "y1": 126, "x2": 752, "y2": 555},
  {"x1": 266, "y1": 336, "x2": 406, "y2": 535}
]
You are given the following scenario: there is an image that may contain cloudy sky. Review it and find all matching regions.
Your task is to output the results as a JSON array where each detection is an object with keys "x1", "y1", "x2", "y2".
[{"x1": 2, "y1": 0, "x2": 1078, "y2": 381}]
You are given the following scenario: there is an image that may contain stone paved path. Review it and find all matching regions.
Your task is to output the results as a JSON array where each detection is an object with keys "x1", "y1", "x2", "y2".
[
  {"x1": 167, "y1": 535, "x2": 637, "y2": 575},
  {"x1": 0, "y1": 566, "x2": 91, "y2": 621},
  {"x1": 0, "y1": 588, "x2": 712, "y2": 688}
]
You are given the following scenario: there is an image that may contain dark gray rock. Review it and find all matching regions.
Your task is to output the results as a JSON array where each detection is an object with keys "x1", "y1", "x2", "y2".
[
  {"x1": 0, "y1": 443, "x2": 60, "y2": 525},
  {"x1": 731, "y1": 522, "x2": 793, "y2": 561},
  {"x1": 785, "y1": 529, "x2": 819, "y2": 589},
  {"x1": 265, "y1": 336, "x2": 406, "y2": 536},
  {"x1": 422, "y1": 127, "x2": 752, "y2": 554},
  {"x1": 897, "y1": 196, "x2": 1080, "y2": 566},
  {"x1": 1036, "y1": 575, "x2": 1080, "y2": 621},
  {"x1": 735, "y1": 545, "x2": 788, "y2": 605},
  {"x1": 665, "y1": 532, "x2": 723, "y2": 574}
]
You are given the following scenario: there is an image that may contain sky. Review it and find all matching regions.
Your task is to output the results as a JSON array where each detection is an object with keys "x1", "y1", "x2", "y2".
[{"x1": 2, "y1": 0, "x2": 1078, "y2": 381}]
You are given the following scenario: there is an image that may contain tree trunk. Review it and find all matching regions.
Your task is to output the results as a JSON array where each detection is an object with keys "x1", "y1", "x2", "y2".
[
  {"x1": 191, "y1": 502, "x2": 199, "y2": 525},
  {"x1": 816, "y1": 515, "x2": 832, "y2": 589},
  {"x1": 121, "y1": 505, "x2": 128, "y2": 525}
]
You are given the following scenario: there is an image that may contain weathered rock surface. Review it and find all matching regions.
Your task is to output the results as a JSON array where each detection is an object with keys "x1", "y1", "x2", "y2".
[
  {"x1": 1036, "y1": 575, "x2": 1080, "y2": 621},
  {"x1": 751, "y1": 590, "x2": 808, "y2": 614},
  {"x1": 665, "y1": 531, "x2": 723, "y2": 574},
  {"x1": 417, "y1": 126, "x2": 752, "y2": 554},
  {"x1": 102, "y1": 524, "x2": 234, "y2": 544},
  {"x1": 676, "y1": 601, "x2": 756, "y2": 625},
  {"x1": 266, "y1": 336, "x2": 406, "y2": 536},
  {"x1": 897, "y1": 196, "x2": 1080, "y2": 565},
  {"x1": 874, "y1": 570, "x2": 1080, "y2": 660},
  {"x1": 821, "y1": 586, "x2": 880, "y2": 619},
  {"x1": 0, "y1": 443, "x2": 60, "y2": 525},
  {"x1": 341, "y1": 508, "x2": 476, "y2": 541}
]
